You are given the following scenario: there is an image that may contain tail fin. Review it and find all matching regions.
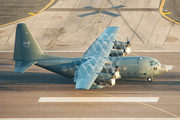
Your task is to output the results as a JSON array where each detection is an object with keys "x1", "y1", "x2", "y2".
[
  {"x1": 13, "y1": 23, "x2": 44, "y2": 73},
  {"x1": 13, "y1": 23, "x2": 44, "y2": 61},
  {"x1": 13, "y1": 23, "x2": 67, "y2": 73}
]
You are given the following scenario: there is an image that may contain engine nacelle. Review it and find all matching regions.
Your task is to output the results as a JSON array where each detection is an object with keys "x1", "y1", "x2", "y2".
[
  {"x1": 110, "y1": 78, "x2": 116, "y2": 86},
  {"x1": 125, "y1": 46, "x2": 131, "y2": 54},
  {"x1": 113, "y1": 41, "x2": 124, "y2": 49},
  {"x1": 109, "y1": 50, "x2": 124, "y2": 57},
  {"x1": 114, "y1": 70, "x2": 121, "y2": 79},
  {"x1": 112, "y1": 40, "x2": 131, "y2": 55}
]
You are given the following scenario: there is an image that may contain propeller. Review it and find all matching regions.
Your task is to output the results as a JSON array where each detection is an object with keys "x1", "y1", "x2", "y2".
[
  {"x1": 127, "y1": 37, "x2": 131, "y2": 46},
  {"x1": 123, "y1": 43, "x2": 126, "y2": 53},
  {"x1": 109, "y1": 62, "x2": 121, "y2": 86},
  {"x1": 122, "y1": 38, "x2": 131, "y2": 55},
  {"x1": 111, "y1": 62, "x2": 121, "y2": 79}
]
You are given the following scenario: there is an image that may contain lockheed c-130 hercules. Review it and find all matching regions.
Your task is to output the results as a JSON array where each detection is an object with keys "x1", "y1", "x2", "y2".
[{"x1": 13, "y1": 23, "x2": 168, "y2": 90}]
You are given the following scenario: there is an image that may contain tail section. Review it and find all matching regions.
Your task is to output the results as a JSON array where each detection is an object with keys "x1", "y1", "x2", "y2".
[
  {"x1": 13, "y1": 23, "x2": 44, "y2": 61},
  {"x1": 14, "y1": 61, "x2": 36, "y2": 73},
  {"x1": 13, "y1": 23, "x2": 66, "y2": 73}
]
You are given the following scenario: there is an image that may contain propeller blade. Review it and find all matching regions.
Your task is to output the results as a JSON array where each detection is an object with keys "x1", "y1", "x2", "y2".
[
  {"x1": 127, "y1": 38, "x2": 131, "y2": 47},
  {"x1": 127, "y1": 37, "x2": 130, "y2": 44},
  {"x1": 123, "y1": 43, "x2": 126, "y2": 53},
  {"x1": 111, "y1": 68, "x2": 115, "y2": 75}
]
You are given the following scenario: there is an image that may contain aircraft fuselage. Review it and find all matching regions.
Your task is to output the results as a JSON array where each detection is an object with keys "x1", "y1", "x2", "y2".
[{"x1": 35, "y1": 56, "x2": 167, "y2": 80}]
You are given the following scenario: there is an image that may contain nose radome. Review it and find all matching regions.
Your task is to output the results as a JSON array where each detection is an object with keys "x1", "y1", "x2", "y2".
[{"x1": 159, "y1": 65, "x2": 168, "y2": 75}]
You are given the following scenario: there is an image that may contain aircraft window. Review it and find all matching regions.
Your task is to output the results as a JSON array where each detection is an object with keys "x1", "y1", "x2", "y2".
[
  {"x1": 150, "y1": 61, "x2": 159, "y2": 66},
  {"x1": 154, "y1": 67, "x2": 157, "y2": 70}
]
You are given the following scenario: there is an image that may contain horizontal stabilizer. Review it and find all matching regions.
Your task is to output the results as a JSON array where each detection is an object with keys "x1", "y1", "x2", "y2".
[{"x1": 14, "y1": 61, "x2": 36, "y2": 73}]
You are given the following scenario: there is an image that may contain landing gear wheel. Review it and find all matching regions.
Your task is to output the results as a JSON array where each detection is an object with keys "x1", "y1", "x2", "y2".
[{"x1": 147, "y1": 77, "x2": 153, "y2": 82}]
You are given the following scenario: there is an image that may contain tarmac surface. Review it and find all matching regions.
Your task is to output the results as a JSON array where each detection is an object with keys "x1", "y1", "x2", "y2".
[
  {"x1": 162, "y1": 0, "x2": 180, "y2": 24},
  {"x1": 0, "y1": 0, "x2": 56, "y2": 26},
  {"x1": 0, "y1": 52, "x2": 180, "y2": 118},
  {"x1": 0, "y1": 0, "x2": 180, "y2": 51},
  {"x1": 0, "y1": 0, "x2": 180, "y2": 119}
]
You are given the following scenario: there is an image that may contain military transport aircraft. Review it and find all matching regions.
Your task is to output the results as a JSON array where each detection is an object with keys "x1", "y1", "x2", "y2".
[{"x1": 13, "y1": 23, "x2": 168, "y2": 89}]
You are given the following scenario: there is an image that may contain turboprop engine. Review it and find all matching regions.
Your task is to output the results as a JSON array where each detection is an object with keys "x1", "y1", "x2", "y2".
[
  {"x1": 112, "y1": 38, "x2": 131, "y2": 56},
  {"x1": 109, "y1": 50, "x2": 124, "y2": 57},
  {"x1": 110, "y1": 63, "x2": 121, "y2": 86},
  {"x1": 95, "y1": 63, "x2": 121, "y2": 87}
]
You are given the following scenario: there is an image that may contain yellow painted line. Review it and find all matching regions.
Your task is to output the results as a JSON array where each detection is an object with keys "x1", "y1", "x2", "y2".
[
  {"x1": 138, "y1": 102, "x2": 179, "y2": 118},
  {"x1": 36, "y1": 0, "x2": 54, "y2": 14},
  {"x1": 159, "y1": 0, "x2": 180, "y2": 25},
  {"x1": 28, "y1": 13, "x2": 36, "y2": 16},
  {"x1": 42, "y1": 0, "x2": 107, "y2": 49},
  {"x1": 163, "y1": 12, "x2": 171, "y2": 14},
  {"x1": 0, "y1": 0, "x2": 55, "y2": 28},
  {"x1": 97, "y1": 0, "x2": 107, "y2": 32}
]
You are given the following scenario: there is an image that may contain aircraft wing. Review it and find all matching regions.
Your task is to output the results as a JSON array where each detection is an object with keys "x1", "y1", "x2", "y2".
[
  {"x1": 83, "y1": 26, "x2": 119, "y2": 57},
  {"x1": 74, "y1": 57, "x2": 106, "y2": 89},
  {"x1": 75, "y1": 26, "x2": 120, "y2": 89}
]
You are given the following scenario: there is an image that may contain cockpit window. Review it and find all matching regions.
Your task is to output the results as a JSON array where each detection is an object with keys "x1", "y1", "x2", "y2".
[{"x1": 150, "y1": 61, "x2": 159, "y2": 66}]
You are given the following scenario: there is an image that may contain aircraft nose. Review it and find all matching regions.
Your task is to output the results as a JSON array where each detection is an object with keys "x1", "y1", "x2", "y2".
[{"x1": 159, "y1": 65, "x2": 168, "y2": 75}]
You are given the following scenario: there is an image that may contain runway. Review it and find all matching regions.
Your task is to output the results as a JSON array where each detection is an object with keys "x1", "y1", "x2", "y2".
[{"x1": 0, "y1": 52, "x2": 180, "y2": 118}]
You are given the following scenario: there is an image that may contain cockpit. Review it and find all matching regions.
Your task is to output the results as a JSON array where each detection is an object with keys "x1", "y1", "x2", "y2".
[{"x1": 150, "y1": 60, "x2": 161, "y2": 67}]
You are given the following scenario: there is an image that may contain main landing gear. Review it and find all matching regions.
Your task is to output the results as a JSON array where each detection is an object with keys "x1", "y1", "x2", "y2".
[{"x1": 147, "y1": 77, "x2": 153, "y2": 82}]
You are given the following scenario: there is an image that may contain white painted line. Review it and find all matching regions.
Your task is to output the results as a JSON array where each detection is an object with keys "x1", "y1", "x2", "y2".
[
  {"x1": 0, "y1": 118, "x2": 180, "y2": 120},
  {"x1": 1, "y1": 50, "x2": 180, "y2": 52},
  {"x1": 164, "y1": 65, "x2": 173, "y2": 70},
  {"x1": 132, "y1": 50, "x2": 180, "y2": 52},
  {"x1": 38, "y1": 97, "x2": 159, "y2": 102}
]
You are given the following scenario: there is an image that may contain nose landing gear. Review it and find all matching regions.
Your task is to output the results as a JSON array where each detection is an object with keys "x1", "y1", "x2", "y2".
[{"x1": 147, "y1": 77, "x2": 153, "y2": 82}]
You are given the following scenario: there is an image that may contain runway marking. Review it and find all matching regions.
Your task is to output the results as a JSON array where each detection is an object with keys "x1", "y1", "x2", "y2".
[
  {"x1": 42, "y1": 0, "x2": 107, "y2": 49},
  {"x1": 138, "y1": 102, "x2": 180, "y2": 118},
  {"x1": 0, "y1": 118, "x2": 180, "y2": 120},
  {"x1": 28, "y1": 13, "x2": 36, "y2": 16},
  {"x1": 159, "y1": 0, "x2": 180, "y2": 25},
  {"x1": 164, "y1": 65, "x2": 173, "y2": 70},
  {"x1": 38, "y1": 97, "x2": 159, "y2": 102},
  {"x1": 163, "y1": 12, "x2": 171, "y2": 15},
  {"x1": 85, "y1": 91, "x2": 179, "y2": 118},
  {"x1": 131, "y1": 50, "x2": 180, "y2": 52},
  {"x1": 86, "y1": 91, "x2": 115, "y2": 97},
  {"x1": 0, "y1": 0, "x2": 55, "y2": 28}
]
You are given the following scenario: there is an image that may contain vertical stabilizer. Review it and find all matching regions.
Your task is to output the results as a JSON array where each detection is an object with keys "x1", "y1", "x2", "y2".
[{"x1": 13, "y1": 23, "x2": 44, "y2": 60}]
